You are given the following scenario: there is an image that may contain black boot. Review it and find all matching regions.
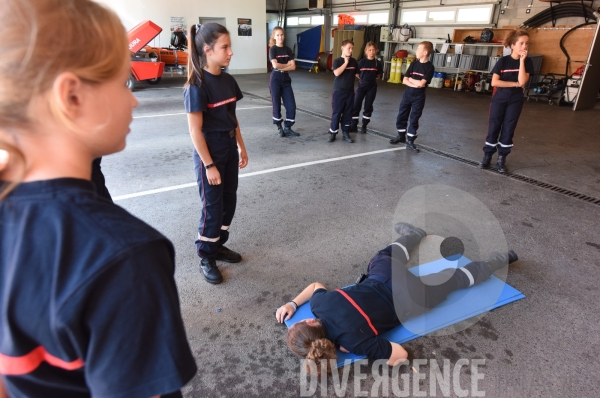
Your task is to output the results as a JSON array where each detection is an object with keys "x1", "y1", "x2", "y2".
[
  {"x1": 349, "y1": 124, "x2": 358, "y2": 132},
  {"x1": 496, "y1": 155, "x2": 507, "y2": 173},
  {"x1": 342, "y1": 131, "x2": 354, "y2": 143},
  {"x1": 487, "y1": 250, "x2": 518, "y2": 273},
  {"x1": 276, "y1": 123, "x2": 284, "y2": 138},
  {"x1": 389, "y1": 133, "x2": 406, "y2": 145},
  {"x1": 327, "y1": 133, "x2": 336, "y2": 142},
  {"x1": 406, "y1": 139, "x2": 420, "y2": 153},
  {"x1": 394, "y1": 222, "x2": 427, "y2": 241},
  {"x1": 283, "y1": 126, "x2": 300, "y2": 137},
  {"x1": 478, "y1": 153, "x2": 492, "y2": 169},
  {"x1": 200, "y1": 258, "x2": 223, "y2": 284},
  {"x1": 360, "y1": 124, "x2": 368, "y2": 134},
  {"x1": 214, "y1": 245, "x2": 242, "y2": 263}
]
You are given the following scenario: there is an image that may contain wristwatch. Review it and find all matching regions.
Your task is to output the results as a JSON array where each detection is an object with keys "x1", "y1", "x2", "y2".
[{"x1": 205, "y1": 163, "x2": 215, "y2": 169}]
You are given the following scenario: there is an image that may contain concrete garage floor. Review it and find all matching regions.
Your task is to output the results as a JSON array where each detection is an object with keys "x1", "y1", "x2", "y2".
[{"x1": 103, "y1": 72, "x2": 600, "y2": 397}]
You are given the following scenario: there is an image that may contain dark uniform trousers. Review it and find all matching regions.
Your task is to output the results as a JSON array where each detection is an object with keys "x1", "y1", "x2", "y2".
[
  {"x1": 352, "y1": 84, "x2": 377, "y2": 127},
  {"x1": 396, "y1": 87, "x2": 426, "y2": 139},
  {"x1": 193, "y1": 130, "x2": 239, "y2": 259},
  {"x1": 270, "y1": 71, "x2": 296, "y2": 127},
  {"x1": 366, "y1": 234, "x2": 496, "y2": 323},
  {"x1": 484, "y1": 87, "x2": 524, "y2": 156},
  {"x1": 330, "y1": 89, "x2": 354, "y2": 133}
]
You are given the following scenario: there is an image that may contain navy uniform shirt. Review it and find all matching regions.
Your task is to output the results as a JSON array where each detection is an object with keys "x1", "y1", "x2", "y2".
[
  {"x1": 491, "y1": 55, "x2": 534, "y2": 82},
  {"x1": 269, "y1": 45, "x2": 294, "y2": 64},
  {"x1": 405, "y1": 60, "x2": 435, "y2": 87},
  {"x1": 0, "y1": 179, "x2": 197, "y2": 398},
  {"x1": 357, "y1": 58, "x2": 383, "y2": 87},
  {"x1": 183, "y1": 70, "x2": 243, "y2": 133},
  {"x1": 332, "y1": 56, "x2": 359, "y2": 91},
  {"x1": 309, "y1": 279, "x2": 400, "y2": 360}
]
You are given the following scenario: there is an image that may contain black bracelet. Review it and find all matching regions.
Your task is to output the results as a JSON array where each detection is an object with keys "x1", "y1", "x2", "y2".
[{"x1": 292, "y1": 300, "x2": 298, "y2": 308}]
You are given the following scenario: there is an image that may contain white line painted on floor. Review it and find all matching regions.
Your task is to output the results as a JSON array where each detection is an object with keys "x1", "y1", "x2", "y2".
[
  {"x1": 113, "y1": 147, "x2": 406, "y2": 201},
  {"x1": 133, "y1": 106, "x2": 272, "y2": 119}
]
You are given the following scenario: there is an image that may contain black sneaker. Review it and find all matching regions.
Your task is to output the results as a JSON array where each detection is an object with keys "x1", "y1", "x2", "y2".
[
  {"x1": 360, "y1": 125, "x2": 367, "y2": 134},
  {"x1": 215, "y1": 245, "x2": 242, "y2": 263},
  {"x1": 277, "y1": 125, "x2": 285, "y2": 137},
  {"x1": 327, "y1": 133, "x2": 336, "y2": 142},
  {"x1": 200, "y1": 258, "x2": 223, "y2": 284},
  {"x1": 283, "y1": 127, "x2": 300, "y2": 137},
  {"x1": 349, "y1": 124, "x2": 358, "y2": 132}
]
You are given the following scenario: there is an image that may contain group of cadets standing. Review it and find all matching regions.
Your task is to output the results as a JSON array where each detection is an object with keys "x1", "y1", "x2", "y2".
[{"x1": 270, "y1": 27, "x2": 531, "y2": 168}]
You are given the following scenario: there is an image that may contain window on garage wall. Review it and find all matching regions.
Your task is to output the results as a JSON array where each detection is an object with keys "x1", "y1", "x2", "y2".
[
  {"x1": 332, "y1": 11, "x2": 389, "y2": 26},
  {"x1": 311, "y1": 15, "x2": 324, "y2": 25},
  {"x1": 400, "y1": 3, "x2": 495, "y2": 25}
]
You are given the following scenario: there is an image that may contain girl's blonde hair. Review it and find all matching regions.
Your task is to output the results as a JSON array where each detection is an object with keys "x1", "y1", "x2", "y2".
[
  {"x1": 0, "y1": 0, "x2": 128, "y2": 199},
  {"x1": 269, "y1": 26, "x2": 285, "y2": 47}
]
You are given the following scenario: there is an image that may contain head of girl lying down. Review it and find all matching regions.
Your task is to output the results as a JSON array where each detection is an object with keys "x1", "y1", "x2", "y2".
[{"x1": 286, "y1": 318, "x2": 337, "y2": 375}]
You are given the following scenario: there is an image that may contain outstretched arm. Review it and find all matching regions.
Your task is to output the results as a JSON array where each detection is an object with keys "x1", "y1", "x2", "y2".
[{"x1": 276, "y1": 282, "x2": 326, "y2": 322}]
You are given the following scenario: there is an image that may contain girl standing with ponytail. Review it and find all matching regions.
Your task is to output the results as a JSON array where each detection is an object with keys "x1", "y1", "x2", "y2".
[
  {"x1": 269, "y1": 27, "x2": 300, "y2": 137},
  {"x1": 184, "y1": 23, "x2": 249, "y2": 285},
  {"x1": 0, "y1": 1, "x2": 196, "y2": 396},
  {"x1": 479, "y1": 29, "x2": 533, "y2": 173}
]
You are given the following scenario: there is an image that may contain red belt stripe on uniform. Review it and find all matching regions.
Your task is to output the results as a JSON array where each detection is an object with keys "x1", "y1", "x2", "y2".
[
  {"x1": 335, "y1": 289, "x2": 379, "y2": 335},
  {"x1": 0, "y1": 346, "x2": 84, "y2": 376},
  {"x1": 207, "y1": 97, "x2": 237, "y2": 108}
]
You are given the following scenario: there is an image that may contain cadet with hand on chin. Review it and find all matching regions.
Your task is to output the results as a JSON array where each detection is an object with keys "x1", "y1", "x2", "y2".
[{"x1": 328, "y1": 39, "x2": 358, "y2": 144}]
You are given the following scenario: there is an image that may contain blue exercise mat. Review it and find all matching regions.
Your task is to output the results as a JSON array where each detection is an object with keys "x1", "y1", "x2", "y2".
[{"x1": 284, "y1": 256, "x2": 525, "y2": 368}]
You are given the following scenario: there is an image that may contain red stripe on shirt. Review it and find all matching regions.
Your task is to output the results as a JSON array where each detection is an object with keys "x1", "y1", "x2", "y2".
[
  {"x1": 360, "y1": 68, "x2": 379, "y2": 71},
  {"x1": 0, "y1": 346, "x2": 84, "y2": 376},
  {"x1": 276, "y1": 55, "x2": 289, "y2": 58},
  {"x1": 335, "y1": 289, "x2": 379, "y2": 336},
  {"x1": 207, "y1": 97, "x2": 237, "y2": 108},
  {"x1": 346, "y1": 67, "x2": 356, "y2": 70},
  {"x1": 412, "y1": 72, "x2": 424, "y2": 76},
  {"x1": 500, "y1": 69, "x2": 520, "y2": 73}
]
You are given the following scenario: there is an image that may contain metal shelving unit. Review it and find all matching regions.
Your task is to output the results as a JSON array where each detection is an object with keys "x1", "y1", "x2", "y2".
[{"x1": 383, "y1": 40, "x2": 503, "y2": 90}]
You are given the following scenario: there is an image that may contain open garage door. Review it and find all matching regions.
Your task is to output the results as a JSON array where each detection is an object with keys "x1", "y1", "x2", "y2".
[{"x1": 574, "y1": 22, "x2": 600, "y2": 110}]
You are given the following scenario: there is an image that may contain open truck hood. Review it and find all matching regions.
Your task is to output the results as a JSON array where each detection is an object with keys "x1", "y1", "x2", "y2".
[{"x1": 128, "y1": 20, "x2": 162, "y2": 54}]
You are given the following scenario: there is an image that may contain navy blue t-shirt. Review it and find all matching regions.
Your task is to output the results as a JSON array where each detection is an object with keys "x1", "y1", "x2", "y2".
[
  {"x1": 183, "y1": 70, "x2": 243, "y2": 133},
  {"x1": 0, "y1": 179, "x2": 197, "y2": 398},
  {"x1": 332, "y1": 56, "x2": 359, "y2": 91},
  {"x1": 357, "y1": 58, "x2": 383, "y2": 87},
  {"x1": 491, "y1": 55, "x2": 534, "y2": 82},
  {"x1": 309, "y1": 279, "x2": 400, "y2": 360},
  {"x1": 269, "y1": 45, "x2": 294, "y2": 64},
  {"x1": 405, "y1": 60, "x2": 435, "y2": 86}
]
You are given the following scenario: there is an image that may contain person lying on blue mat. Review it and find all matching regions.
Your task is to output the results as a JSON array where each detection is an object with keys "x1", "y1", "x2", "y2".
[{"x1": 275, "y1": 222, "x2": 519, "y2": 374}]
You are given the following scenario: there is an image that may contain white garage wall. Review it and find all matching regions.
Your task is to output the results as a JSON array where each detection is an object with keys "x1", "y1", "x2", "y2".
[{"x1": 96, "y1": 0, "x2": 267, "y2": 74}]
